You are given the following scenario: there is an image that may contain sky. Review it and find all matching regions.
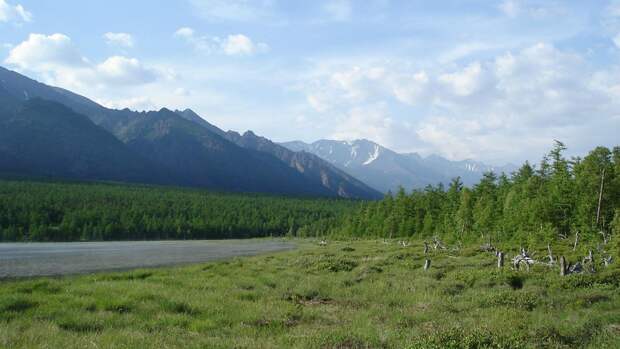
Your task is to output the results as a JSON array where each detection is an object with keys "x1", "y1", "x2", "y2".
[{"x1": 1, "y1": 0, "x2": 619, "y2": 165}]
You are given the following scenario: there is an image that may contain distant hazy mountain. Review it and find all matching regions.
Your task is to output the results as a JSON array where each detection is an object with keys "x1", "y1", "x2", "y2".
[
  {"x1": 225, "y1": 131, "x2": 383, "y2": 199},
  {"x1": 0, "y1": 66, "x2": 379, "y2": 199},
  {"x1": 281, "y1": 139, "x2": 517, "y2": 193}
]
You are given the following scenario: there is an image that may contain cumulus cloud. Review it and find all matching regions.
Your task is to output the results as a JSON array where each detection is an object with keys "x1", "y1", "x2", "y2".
[
  {"x1": 4, "y1": 33, "x2": 86, "y2": 70},
  {"x1": 0, "y1": 0, "x2": 31, "y2": 24},
  {"x1": 4, "y1": 33, "x2": 162, "y2": 91},
  {"x1": 103, "y1": 32, "x2": 134, "y2": 48},
  {"x1": 438, "y1": 62, "x2": 489, "y2": 97},
  {"x1": 222, "y1": 34, "x2": 268, "y2": 55},
  {"x1": 96, "y1": 56, "x2": 157, "y2": 84},
  {"x1": 174, "y1": 27, "x2": 268, "y2": 56},
  {"x1": 301, "y1": 42, "x2": 620, "y2": 162},
  {"x1": 330, "y1": 103, "x2": 417, "y2": 150},
  {"x1": 174, "y1": 27, "x2": 194, "y2": 39}
]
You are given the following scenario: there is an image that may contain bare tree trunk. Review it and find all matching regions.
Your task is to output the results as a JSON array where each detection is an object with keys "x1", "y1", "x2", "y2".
[
  {"x1": 497, "y1": 252, "x2": 504, "y2": 268},
  {"x1": 423, "y1": 242, "x2": 429, "y2": 255},
  {"x1": 585, "y1": 250, "x2": 595, "y2": 273},
  {"x1": 573, "y1": 231, "x2": 579, "y2": 251},
  {"x1": 547, "y1": 243, "x2": 555, "y2": 264},
  {"x1": 424, "y1": 259, "x2": 431, "y2": 271},
  {"x1": 596, "y1": 168, "x2": 605, "y2": 226},
  {"x1": 560, "y1": 256, "x2": 567, "y2": 276}
]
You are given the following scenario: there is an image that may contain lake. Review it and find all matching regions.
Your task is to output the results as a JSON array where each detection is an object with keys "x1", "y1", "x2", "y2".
[{"x1": 0, "y1": 239, "x2": 295, "y2": 278}]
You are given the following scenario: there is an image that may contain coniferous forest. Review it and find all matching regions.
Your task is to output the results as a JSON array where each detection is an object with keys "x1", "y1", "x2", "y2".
[
  {"x1": 0, "y1": 180, "x2": 358, "y2": 241},
  {"x1": 1, "y1": 142, "x2": 619, "y2": 246},
  {"x1": 340, "y1": 142, "x2": 620, "y2": 247}
]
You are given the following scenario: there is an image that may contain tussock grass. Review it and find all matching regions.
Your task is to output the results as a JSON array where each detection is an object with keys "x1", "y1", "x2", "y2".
[{"x1": 1, "y1": 239, "x2": 619, "y2": 348}]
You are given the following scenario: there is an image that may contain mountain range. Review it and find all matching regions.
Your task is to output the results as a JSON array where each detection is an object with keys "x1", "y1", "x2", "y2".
[
  {"x1": 281, "y1": 139, "x2": 517, "y2": 193},
  {"x1": 0, "y1": 66, "x2": 381, "y2": 199},
  {"x1": 0, "y1": 65, "x2": 514, "y2": 198}
]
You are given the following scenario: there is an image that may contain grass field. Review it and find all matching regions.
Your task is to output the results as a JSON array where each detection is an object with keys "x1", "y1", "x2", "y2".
[{"x1": 1, "y1": 239, "x2": 619, "y2": 348}]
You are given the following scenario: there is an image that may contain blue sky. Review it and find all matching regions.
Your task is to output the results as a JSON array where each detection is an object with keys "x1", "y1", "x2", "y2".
[{"x1": 1, "y1": 0, "x2": 619, "y2": 164}]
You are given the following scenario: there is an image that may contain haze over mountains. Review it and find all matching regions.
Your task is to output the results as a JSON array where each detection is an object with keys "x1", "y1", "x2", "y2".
[
  {"x1": 0, "y1": 66, "x2": 514, "y2": 197},
  {"x1": 282, "y1": 139, "x2": 516, "y2": 193}
]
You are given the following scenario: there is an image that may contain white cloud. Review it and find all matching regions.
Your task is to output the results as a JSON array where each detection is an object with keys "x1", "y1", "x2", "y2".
[
  {"x1": 614, "y1": 33, "x2": 620, "y2": 48},
  {"x1": 4, "y1": 33, "x2": 87, "y2": 70},
  {"x1": 0, "y1": 0, "x2": 31, "y2": 24},
  {"x1": 438, "y1": 62, "x2": 489, "y2": 97},
  {"x1": 222, "y1": 34, "x2": 268, "y2": 56},
  {"x1": 4, "y1": 33, "x2": 163, "y2": 91},
  {"x1": 391, "y1": 71, "x2": 430, "y2": 106},
  {"x1": 328, "y1": 103, "x2": 421, "y2": 153},
  {"x1": 174, "y1": 27, "x2": 268, "y2": 56},
  {"x1": 96, "y1": 56, "x2": 157, "y2": 84},
  {"x1": 174, "y1": 27, "x2": 194, "y2": 39},
  {"x1": 103, "y1": 32, "x2": 134, "y2": 48},
  {"x1": 301, "y1": 42, "x2": 620, "y2": 162}
]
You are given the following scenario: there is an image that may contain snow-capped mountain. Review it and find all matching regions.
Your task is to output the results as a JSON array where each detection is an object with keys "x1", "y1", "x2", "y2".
[{"x1": 281, "y1": 139, "x2": 517, "y2": 193}]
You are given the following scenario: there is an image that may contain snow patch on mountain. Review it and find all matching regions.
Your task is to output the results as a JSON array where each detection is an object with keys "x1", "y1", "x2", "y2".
[{"x1": 363, "y1": 144, "x2": 381, "y2": 165}]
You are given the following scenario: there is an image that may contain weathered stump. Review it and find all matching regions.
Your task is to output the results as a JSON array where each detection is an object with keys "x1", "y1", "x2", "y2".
[
  {"x1": 423, "y1": 259, "x2": 431, "y2": 271},
  {"x1": 497, "y1": 252, "x2": 504, "y2": 268},
  {"x1": 560, "y1": 256, "x2": 567, "y2": 276}
]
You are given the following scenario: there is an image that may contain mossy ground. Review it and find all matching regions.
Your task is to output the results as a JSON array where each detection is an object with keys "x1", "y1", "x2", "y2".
[{"x1": 1, "y1": 239, "x2": 619, "y2": 348}]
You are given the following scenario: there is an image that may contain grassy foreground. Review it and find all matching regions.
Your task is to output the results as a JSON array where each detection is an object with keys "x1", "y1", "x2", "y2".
[{"x1": 1, "y1": 239, "x2": 619, "y2": 348}]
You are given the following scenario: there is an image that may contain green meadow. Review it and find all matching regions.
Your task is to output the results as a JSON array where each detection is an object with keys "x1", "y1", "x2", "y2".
[{"x1": 1, "y1": 239, "x2": 619, "y2": 348}]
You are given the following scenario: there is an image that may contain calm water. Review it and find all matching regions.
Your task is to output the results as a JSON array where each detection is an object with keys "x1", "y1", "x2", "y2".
[{"x1": 0, "y1": 239, "x2": 295, "y2": 278}]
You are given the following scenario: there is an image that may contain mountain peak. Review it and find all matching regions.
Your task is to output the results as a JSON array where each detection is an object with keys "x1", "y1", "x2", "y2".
[
  {"x1": 280, "y1": 138, "x2": 517, "y2": 192},
  {"x1": 243, "y1": 130, "x2": 257, "y2": 138}
]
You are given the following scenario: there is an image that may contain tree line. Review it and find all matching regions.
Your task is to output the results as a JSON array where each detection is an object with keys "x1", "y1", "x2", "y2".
[
  {"x1": 1, "y1": 142, "x2": 618, "y2": 246},
  {"x1": 0, "y1": 180, "x2": 358, "y2": 241},
  {"x1": 338, "y1": 142, "x2": 620, "y2": 250}
]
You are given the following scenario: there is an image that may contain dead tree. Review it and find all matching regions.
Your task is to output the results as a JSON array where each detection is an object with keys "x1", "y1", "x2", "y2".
[
  {"x1": 423, "y1": 242, "x2": 429, "y2": 255},
  {"x1": 573, "y1": 231, "x2": 580, "y2": 251},
  {"x1": 432, "y1": 236, "x2": 446, "y2": 250},
  {"x1": 423, "y1": 259, "x2": 431, "y2": 271},
  {"x1": 583, "y1": 250, "x2": 595, "y2": 273},
  {"x1": 497, "y1": 252, "x2": 505, "y2": 268},
  {"x1": 569, "y1": 262, "x2": 583, "y2": 274},
  {"x1": 547, "y1": 244, "x2": 555, "y2": 264},
  {"x1": 603, "y1": 255, "x2": 613, "y2": 267},
  {"x1": 513, "y1": 249, "x2": 535, "y2": 271},
  {"x1": 480, "y1": 241, "x2": 496, "y2": 253},
  {"x1": 560, "y1": 256, "x2": 567, "y2": 276},
  {"x1": 599, "y1": 231, "x2": 609, "y2": 245}
]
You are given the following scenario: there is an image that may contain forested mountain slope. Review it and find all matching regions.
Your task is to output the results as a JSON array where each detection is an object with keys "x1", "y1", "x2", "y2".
[{"x1": 0, "y1": 66, "x2": 379, "y2": 198}]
